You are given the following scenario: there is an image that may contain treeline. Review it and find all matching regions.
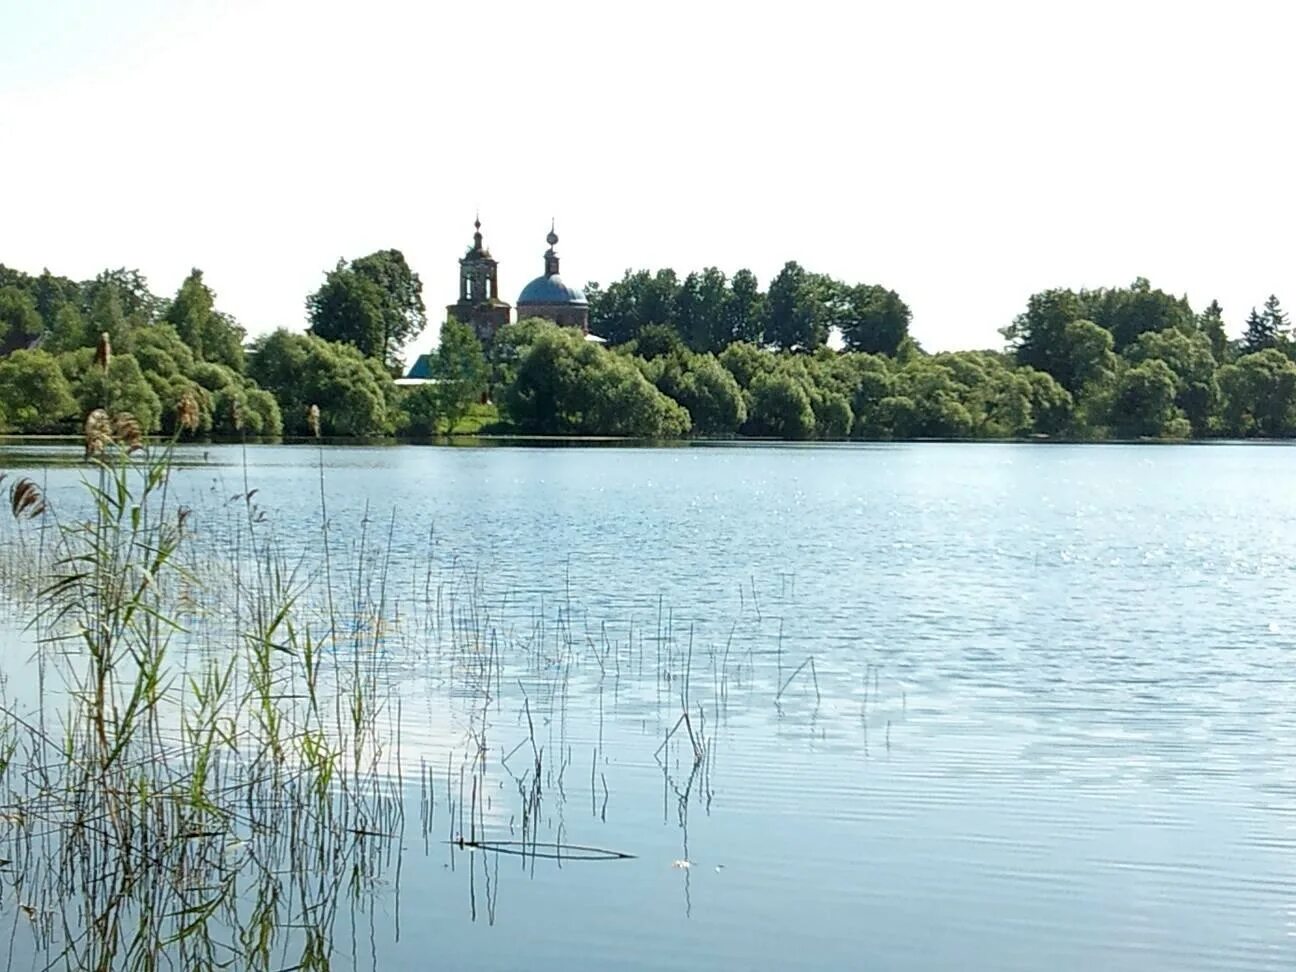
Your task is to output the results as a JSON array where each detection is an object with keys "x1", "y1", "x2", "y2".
[
  {"x1": 586, "y1": 262, "x2": 911, "y2": 355},
  {"x1": 549, "y1": 267, "x2": 1296, "y2": 440},
  {"x1": 1, "y1": 255, "x2": 1293, "y2": 441},
  {"x1": 0, "y1": 265, "x2": 280, "y2": 436}
]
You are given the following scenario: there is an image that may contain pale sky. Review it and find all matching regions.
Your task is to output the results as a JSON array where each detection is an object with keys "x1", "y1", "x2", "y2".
[{"x1": 2, "y1": 0, "x2": 1293, "y2": 362}]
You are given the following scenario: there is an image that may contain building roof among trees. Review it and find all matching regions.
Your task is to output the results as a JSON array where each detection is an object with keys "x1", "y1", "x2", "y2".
[{"x1": 518, "y1": 274, "x2": 587, "y2": 307}]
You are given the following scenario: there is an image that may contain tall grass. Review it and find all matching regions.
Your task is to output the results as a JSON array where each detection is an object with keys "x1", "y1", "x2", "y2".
[
  {"x1": 0, "y1": 414, "x2": 401, "y2": 971},
  {"x1": 0, "y1": 408, "x2": 848, "y2": 956}
]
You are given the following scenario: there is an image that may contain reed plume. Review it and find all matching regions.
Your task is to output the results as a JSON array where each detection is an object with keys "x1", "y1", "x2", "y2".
[
  {"x1": 9, "y1": 478, "x2": 46, "y2": 519},
  {"x1": 94, "y1": 331, "x2": 112, "y2": 371},
  {"x1": 176, "y1": 390, "x2": 200, "y2": 433},
  {"x1": 83, "y1": 408, "x2": 112, "y2": 459},
  {"x1": 112, "y1": 412, "x2": 144, "y2": 453}
]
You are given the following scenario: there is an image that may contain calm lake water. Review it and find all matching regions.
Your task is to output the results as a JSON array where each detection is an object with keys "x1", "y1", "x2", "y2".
[{"x1": 2, "y1": 440, "x2": 1295, "y2": 970}]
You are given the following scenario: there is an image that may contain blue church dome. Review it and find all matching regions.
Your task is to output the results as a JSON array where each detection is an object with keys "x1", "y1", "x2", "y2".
[{"x1": 517, "y1": 274, "x2": 587, "y2": 306}]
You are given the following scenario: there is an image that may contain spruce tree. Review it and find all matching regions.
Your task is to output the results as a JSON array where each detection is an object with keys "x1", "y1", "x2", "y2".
[
  {"x1": 1242, "y1": 306, "x2": 1277, "y2": 354},
  {"x1": 1262, "y1": 294, "x2": 1289, "y2": 341}
]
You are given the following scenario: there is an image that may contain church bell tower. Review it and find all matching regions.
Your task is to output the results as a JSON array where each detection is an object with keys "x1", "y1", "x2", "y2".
[{"x1": 447, "y1": 217, "x2": 512, "y2": 343}]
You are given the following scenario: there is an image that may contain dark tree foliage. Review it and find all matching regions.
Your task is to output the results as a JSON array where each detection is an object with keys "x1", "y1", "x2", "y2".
[
  {"x1": 630, "y1": 323, "x2": 686, "y2": 361},
  {"x1": 81, "y1": 269, "x2": 160, "y2": 322},
  {"x1": 1126, "y1": 329, "x2": 1217, "y2": 435},
  {"x1": 765, "y1": 261, "x2": 832, "y2": 351},
  {"x1": 1242, "y1": 295, "x2": 1292, "y2": 356},
  {"x1": 1110, "y1": 360, "x2": 1188, "y2": 438},
  {"x1": 1085, "y1": 278, "x2": 1194, "y2": 351},
  {"x1": 434, "y1": 318, "x2": 488, "y2": 433},
  {"x1": 1198, "y1": 299, "x2": 1228, "y2": 362},
  {"x1": 1005, "y1": 279, "x2": 1195, "y2": 380},
  {"x1": 586, "y1": 269, "x2": 682, "y2": 346},
  {"x1": 10, "y1": 257, "x2": 1296, "y2": 444},
  {"x1": 306, "y1": 250, "x2": 426, "y2": 369},
  {"x1": 644, "y1": 351, "x2": 746, "y2": 435},
  {"x1": 1001, "y1": 288, "x2": 1086, "y2": 379},
  {"x1": 0, "y1": 349, "x2": 77, "y2": 432},
  {"x1": 725, "y1": 269, "x2": 765, "y2": 345},
  {"x1": 352, "y1": 250, "x2": 428, "y2": 363},
  {"x1": 501, "y1": 324, "x2": 690, "y2": 437},
  {"x1": 587, "y1": 262, "x2": 906, "y2": 358},
  {"x1": 163, "y1": 269, "x2": 246, "y2": 372},
  {"x1": 0, "y1": 287, "x2": 43, "y2": 355},
  {"x1": 1218, "y1": 350, "x2": 1296, "y2": 437},
  {"x1": 249, "y1": 329, "x2": 395, "y2": 437},
  {"x1": 836, "y1": 284, "x2": 911, "y2": 355},
  {"x1": 675, "y1": 268, "x2": 730, "y2": 353},
  {"x1": 0, "y1": 262, "x2": 280, "y2": 437},
  {"x1": 306, "y1": 262, "x2": 387, "y2": 362},
  {"x1": 1242, "y1": 305, "x2": 1279, "y2": 354}
]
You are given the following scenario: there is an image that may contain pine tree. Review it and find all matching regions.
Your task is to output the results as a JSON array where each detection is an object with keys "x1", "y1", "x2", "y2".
[
  {"x1": 1242, "y1": 306, "x2": 1277, "y2": 354},
  {"x1": 1262, "y1": 294, "x2": 1289, "y2": 342}
]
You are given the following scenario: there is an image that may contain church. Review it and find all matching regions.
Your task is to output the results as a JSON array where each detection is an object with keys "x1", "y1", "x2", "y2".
[
  {"x1": 403, "y1": 219, "x2": 595, "y2": 382},
  {"x1": 445, "y1": 219, "x2": 591, "y2": 343}
]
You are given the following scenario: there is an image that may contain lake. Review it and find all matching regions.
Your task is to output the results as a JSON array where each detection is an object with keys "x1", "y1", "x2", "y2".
[{"x1": 1, "y1": 440, "x2": 1294, "y2": 970}]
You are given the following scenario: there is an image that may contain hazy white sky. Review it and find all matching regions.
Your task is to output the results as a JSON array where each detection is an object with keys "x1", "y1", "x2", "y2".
[{"x1": 2, "y1": 0, "x2": 1293, "y2": 361}]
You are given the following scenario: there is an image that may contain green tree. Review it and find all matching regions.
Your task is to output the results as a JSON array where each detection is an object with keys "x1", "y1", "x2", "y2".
[
  {"x1": 837, "y1": 285, "x2": 911, "y2": 356},
  {"x1": 1242, "y1": 305, "x2": 1279, "y2": 354},
  {"x1": 399, "y1": 383, "x2": 445, "y2": 437},
  {"x1": 765, "y1": 262, "x2": 830, "y2": 351},
  {"x1": 67, "y1": 352, "x2": 164, "y2": 432},
  {"x1": 1086, "y1": 278, "x2": 1194, "y2": 351},
  {"x1": 1021, "y1": 368, "x2": 1074, "y2": 436},
  {"x1": 306, "y1": 262, "x2": 386, "y2": 361},
  {"x1": 31, "y1": 269, "x2": 80, "y2": 329},
  {"x1": 847, "y1": 354, "x2": 897, "y2": 437},
  {"x1": 1198, "y1": 299, "x2": 1229, "y2": 362},
  {"x1": 163, "y1": 269, "x2": 246, "y2": 371},
  {"x1": 653, "y1": 352, "x2": 747, "y2": 435},
  {"x1": 1217, "y1": 349, "x2": 1296, "y2": 437},
  {"x1": 746, "y1": 371, "x2": 815, "y2": 439},
  {"x1": 1125, "y1": 328, "x2": 1218, "y2": 435},
  {"x1": 724, "y1": 269, "x2": 765, "y2": 345},
  {"x1": 1056, "y1": 319, "x2": 1118, "y2": 395},
  {"x1": 85, "y1": 282, "x2": 134, "y2": 348},
  {"x1": 208, "y1": 383, "x2": 282, "y2": 437},
  {"x1": 808, "y1": 384, "x2": 853, "y2": 438},
  {"x1": 129, "y1": 323, "x2": 198, "y2": 379},
  {"x1": 717, "y1": 341, "x2": 775, "y2": 389},
  {"x1": 630, "y1": 323, "x2": 686, "y2": 361},
  {"x1": 586, "y1": 269, "x2": 681, "y2": 346},
  {"x1": 675, "y1": 268, "x2": 730, "y2": 352},
  {"x1": 81, "y1": 268, "x2": 158, "y2": 320},
  {"x1": 0, "y1": 286, "x2": 42, "y2": 355},
  {"x1": 43, "y1": 304, "x2": 91, "y2": 354},
  {"x1": 637, "y1": 269, "x2": 680, "y2": 337},
  {"x1": 502, "y1": 326, "x2": 689, "y2": 437},
  {"x1": 351, "y1": 249, "x2": 428, "y2": 366},
  {"x1": 889, "y1": 360, "x2": 976, "y2": 437},
  {"x1": 249, "y1": 329, "x2": 397, "y2": 437},
  {"x1": 0, "y1": 349, "x2": 77, "y2": 432},
  {"x1": 1263, "y1": 295, "x2": 1289, "y2": 345},
  {"x1": 434, "y1": 318, "x2": 488, "y2": 433},
  {"x1": 1110, "y1": 360, "x2": 1189, "y2": 438},
  {"x1": 1001, "y1": 288, "x2": 1085, "y2": 379}
]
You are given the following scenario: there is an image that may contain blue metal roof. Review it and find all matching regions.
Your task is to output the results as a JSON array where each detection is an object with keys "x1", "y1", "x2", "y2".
[
  {"x1": 405, "y1": 353, "x2": 434, "y2": 379},
  {"x1": 517, "y1": 274, "x2": 587, "y2": 306}
]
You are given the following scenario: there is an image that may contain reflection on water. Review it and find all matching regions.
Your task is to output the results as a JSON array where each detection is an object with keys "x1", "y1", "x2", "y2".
[{"x1": 1, "y1": 441, "x2": 1294, "y2": 970}]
